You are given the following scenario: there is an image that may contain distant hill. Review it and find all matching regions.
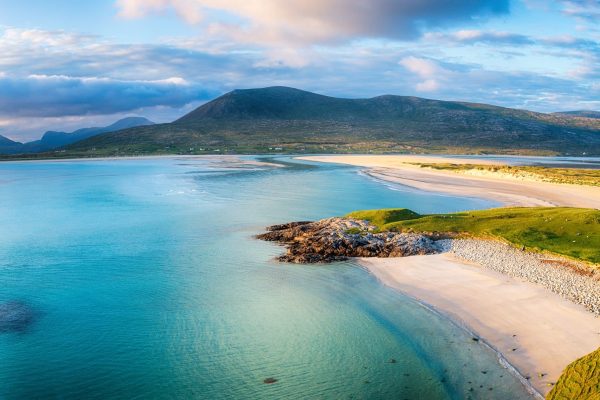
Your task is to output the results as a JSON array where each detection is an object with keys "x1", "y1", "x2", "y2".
[
  {"x1": 18, "y1": 87, "x2": 600, "y2": 158},
  {"x1": 0, "y1": 135, "x2": 23, "y2": 154},
  {"x1": 554, "y1": 110, "x2": 600, "y2": 119},
  {"x1": 1, "y1": 117, "x2": 154, "y2": 154}
]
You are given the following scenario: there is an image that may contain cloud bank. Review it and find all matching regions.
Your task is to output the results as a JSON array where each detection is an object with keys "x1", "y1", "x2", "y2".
[
  {"x1": 117, "y1": 0, "x2": 510, "y2": 44},
  {"x1": 0, "y1": 75, "x2": 213, "y2": 118}
]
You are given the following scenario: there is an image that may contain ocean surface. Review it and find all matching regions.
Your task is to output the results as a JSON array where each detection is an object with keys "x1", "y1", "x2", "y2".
[{"x1": 0, "y1": 156, "x2": 537, "y2": 399}]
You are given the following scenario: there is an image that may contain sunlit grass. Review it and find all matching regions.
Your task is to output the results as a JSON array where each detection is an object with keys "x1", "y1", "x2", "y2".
[
  {"x1": 546, "y1": 347, "x2": 600, "y2": 400},
  {"x1": 347, "y1": 207, "x2": 600, "y2": 264},
  {"x1": 414, "y1": 163, "x2": 600, "y2": 187}
]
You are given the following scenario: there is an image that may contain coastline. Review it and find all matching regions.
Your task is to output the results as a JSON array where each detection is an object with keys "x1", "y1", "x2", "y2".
[
  {"x1": 0, "y1": 154, "x2": 283, "y2": 169},
  {"x1": 290, "y1": 155, "x2": 600, "y2": 397},
  {"x1": 299, "y1": 155, "x2": 600, "y2": 208},
  {"x1": 357, "y1": 250, "x2": 600, "y2": 397}
]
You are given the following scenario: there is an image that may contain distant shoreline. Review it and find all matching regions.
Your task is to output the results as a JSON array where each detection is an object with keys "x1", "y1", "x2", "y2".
[
  {"x1": 0, "y1": 154, "x2": 283, "y2": 168},
  {"x1": 3, "y1": 151, "x2": 600, "y2": 163},
  {"x1": 299, "y1": 155, "x2": 600, "y2": 209}
]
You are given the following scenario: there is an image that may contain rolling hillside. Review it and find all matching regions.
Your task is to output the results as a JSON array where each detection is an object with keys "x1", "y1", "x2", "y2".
[
  {"x1": 18, "y1": 87, "x2": 600, "y2": 157},
  {"x1": 554, "y1": 110, "x2": 600, "y2": 119}
]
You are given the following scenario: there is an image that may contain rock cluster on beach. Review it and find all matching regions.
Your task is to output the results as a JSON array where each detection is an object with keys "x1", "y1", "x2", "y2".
[{"x1": 257, "y1": 217, "x2": 441, "y2": 263}]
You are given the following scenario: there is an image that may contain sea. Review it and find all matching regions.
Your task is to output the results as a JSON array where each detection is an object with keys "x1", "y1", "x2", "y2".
[{"x1": 0, "y1": 155, "x2": 565, "y2": 399}]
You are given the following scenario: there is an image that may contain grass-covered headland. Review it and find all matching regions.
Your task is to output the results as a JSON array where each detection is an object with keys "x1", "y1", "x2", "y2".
[
  {"x1": 547, "y1": 347, "x2": 600, "y2": 400},
  {"x1": 347, "y1": 207, "x2": 600, "y2": 265}
]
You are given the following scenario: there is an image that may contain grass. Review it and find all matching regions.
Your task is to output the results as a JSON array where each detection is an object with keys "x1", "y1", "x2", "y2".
[
  {"x1": 346, "y1": 207, "x2": 600, "y2": 264},
  {"x1": 546, "y1": 347, "x2": 600, "y2": 400},
  {"x1": 415, "y1": 163, "x2": 600, "y2": 187}
]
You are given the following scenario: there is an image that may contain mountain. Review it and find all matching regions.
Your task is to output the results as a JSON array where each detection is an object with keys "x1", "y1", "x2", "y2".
[
  {"x1": 0, "y1": 135, "x2": 23, "y2": 154},
  {"x1": 27, "y1": 87, "x2": 600, "y2": 157},
  {"x1": 1, "y1": 117, "x2": 155, "y2": 154},
  {"x1": 554, "y1": 110, "x2": 600, "y2": 119}
]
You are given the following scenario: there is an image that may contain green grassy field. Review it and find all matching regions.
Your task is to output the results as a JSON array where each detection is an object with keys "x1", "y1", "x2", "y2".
[
  {"x1": 546, "y1": 347, "x2": 600, "y2": 400},
  {"x1": 347, "y1": 207, "x2": 600, "y2": 264},
  {"x1": 414, "y1": 163, "x2": 600, "y2": 186}
]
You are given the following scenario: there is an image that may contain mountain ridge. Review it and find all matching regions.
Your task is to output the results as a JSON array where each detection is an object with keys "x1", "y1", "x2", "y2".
[
  {"x1": 1, "y1": 117, "x2": 154, "y2": 154},
  {"x1": 554, "y1": 110, "x2": 600, "y2": 119},
  {"x1": 6, "y1": 87, "x2": 600, "y2": 158},
  {"x1": 0, "y1": 135, "x2": 23, "y2": 154}
]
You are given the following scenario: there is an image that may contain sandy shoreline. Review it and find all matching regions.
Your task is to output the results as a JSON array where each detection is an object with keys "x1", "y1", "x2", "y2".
[
  {"x1": 294, "y1": 155, "x2": 600, "y2": 396},
  {"x1": 359, "y1": 252, "x2": 600, "y2": 397},
  {"x1": 299, "y1": 155, "x2": 600, "y2": 208}
]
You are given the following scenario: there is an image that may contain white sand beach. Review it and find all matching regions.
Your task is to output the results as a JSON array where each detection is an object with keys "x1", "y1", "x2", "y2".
[
  {"x1": 359, "y1": 253, "x2": 600, "y2": 397},
  {"x1": 296, "y1": 155, "x2": 600, "y2": 396},
  {"x1": 299, "y1": 155, "x2": 600, "y2": 208}
]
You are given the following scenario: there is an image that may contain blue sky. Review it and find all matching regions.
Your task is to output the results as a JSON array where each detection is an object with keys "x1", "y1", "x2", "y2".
[{"x1": 0, "y1": 0, "x2": 599, "y2": 141}]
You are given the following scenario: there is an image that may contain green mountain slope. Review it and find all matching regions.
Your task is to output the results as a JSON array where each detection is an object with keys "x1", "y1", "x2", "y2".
[{"x1": 34, "y1": 87, "x2": 600, "y2": 157}]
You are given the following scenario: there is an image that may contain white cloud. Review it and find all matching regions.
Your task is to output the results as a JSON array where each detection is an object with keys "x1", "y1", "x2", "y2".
[
  {"x1": 425, "y1": 29, "x2": 534, "y2": 45},
  {"x1": 116, "y1": 0, "x2": 203, "y2": 24},
  {"x1": 399, "y1": 56, "x2": 441, "y2": 77},
  {"x1": 416, "y1": 79, "x2": 440, "y2": 92},
  {"x1": 399, "y1": 56, "x2": 446, "y2": 92}
]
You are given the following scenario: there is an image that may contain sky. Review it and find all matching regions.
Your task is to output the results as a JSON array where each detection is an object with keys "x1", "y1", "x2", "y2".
[{"x1": 0, "y1": 0, "x2": 599, "y2": 141}]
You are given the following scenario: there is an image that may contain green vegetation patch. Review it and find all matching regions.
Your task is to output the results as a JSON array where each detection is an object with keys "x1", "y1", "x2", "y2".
[
  {"x1": 547, "y1": 347, "x2": 600, "y2": 400},
  {"x1": 415, "y1": 163, "x2": 600, "y2": 187},
  {"x1": 348, "y1": 208, "x2": 421, "y2": 228},
  {"x1": 346, "y1": 207, "x2": 600, "y2": 264}
]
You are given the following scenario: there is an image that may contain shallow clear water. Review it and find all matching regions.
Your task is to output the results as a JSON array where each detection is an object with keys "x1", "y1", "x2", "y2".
[{"x1": 0, "y1": 156, "x2": 534, "y2": 399}]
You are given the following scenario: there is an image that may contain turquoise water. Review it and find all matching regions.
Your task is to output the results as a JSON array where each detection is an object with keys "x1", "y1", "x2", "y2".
[{"x1": 0, "y1": 157, "x2": 533, "y2": 399}]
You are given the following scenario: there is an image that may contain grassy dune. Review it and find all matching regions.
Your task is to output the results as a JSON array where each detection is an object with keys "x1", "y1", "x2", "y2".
[
  {"x1": 546, "y1": 347, "x2": 600, "y2": 400},
  {"x1": 414, "y1": 163, "x2": 600, "y2": 187},
  {"x1": 347, "y1": 207, "x2": 600, "y2": 264}
]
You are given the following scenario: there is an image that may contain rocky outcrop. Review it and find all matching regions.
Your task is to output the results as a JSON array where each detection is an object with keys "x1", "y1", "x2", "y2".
[{"x1": 257, "y1": 217, "x2": 442, "y2": 263}]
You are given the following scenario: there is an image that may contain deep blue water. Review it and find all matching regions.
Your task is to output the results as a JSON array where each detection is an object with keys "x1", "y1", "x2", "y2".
[{"x1": 0, "y1": 156, "x2": 534, "y2": 399}]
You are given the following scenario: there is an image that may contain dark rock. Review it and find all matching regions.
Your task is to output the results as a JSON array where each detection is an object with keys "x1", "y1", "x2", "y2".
[
  {"x1": 0, "y1": 301, "x2": 37, "y2": 333},
  {"x1": 257, "y1": 217, "x2": 442, "y2": 263}
]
